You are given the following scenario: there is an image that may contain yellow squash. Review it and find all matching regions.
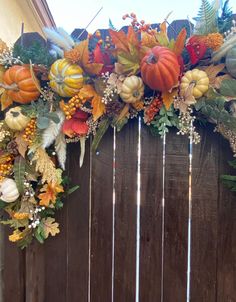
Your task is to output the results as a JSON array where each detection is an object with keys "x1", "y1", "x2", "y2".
[
  {"x1": 49, "y1": 59, "x2": 84, "y2": 97},
  {"x1": 120, "y1": 75, "x2": 144, "y2": 104},
  {"x1": 180, "y1": 69, "x2": 209, "y2": 99}
]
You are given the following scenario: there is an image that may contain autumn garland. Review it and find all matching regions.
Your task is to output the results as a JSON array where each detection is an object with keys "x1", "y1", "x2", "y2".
[{"x1": 0, "y1": 3, "x2": 236, "y2": 247}]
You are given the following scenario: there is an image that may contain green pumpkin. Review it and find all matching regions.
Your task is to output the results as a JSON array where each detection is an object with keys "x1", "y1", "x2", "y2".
[{"x1": 226, "y1": 46, "x2": 236, "y2": 78}]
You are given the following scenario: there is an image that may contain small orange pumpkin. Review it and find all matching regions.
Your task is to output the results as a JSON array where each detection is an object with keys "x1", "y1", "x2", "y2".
[
  {"x1": 141, "y1": 46, "x2": 180, "y2": 92},
  {"x1": 2, "y1": 65, "x2": 40, "y2": 104}
]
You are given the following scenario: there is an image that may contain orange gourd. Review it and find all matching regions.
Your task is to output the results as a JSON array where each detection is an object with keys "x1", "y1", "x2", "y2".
[
  {"x1": 141, "y1": 46, "x2": 180, "y2": 92},
  {"x1": 2, "y1": 65, "x2": 40, "y2": 104}
]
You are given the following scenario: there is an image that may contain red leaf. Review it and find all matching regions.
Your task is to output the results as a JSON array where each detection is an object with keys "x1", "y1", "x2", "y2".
[
  {"x1": 127, "y1": 26, "x2": 139, "y2": 48},
  {"x1": 93, "y1": 44, "x2": 104, "y2": 64}
]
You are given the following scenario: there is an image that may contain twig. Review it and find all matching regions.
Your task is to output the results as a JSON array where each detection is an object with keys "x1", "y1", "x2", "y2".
[{"x1": 77, "y1": 7, "x2": 103, "y2": 40}]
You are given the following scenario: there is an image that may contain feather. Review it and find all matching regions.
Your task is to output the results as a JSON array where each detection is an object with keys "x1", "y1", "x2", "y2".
[
  {"x1": 43, "y1": 27, "x2": 72, "y2": 51},
  {"x1": 57, "y1": 27, "x2": 75, "y2": 48},
  {"x1": 42, "y1": 110, "x2": 65, "y2": 148},
  {"x1": 50, "y1": 45, "x2": 64, "y2": 58},
  {"x1": 55, "y1": 133, "x2": 67, "y2": 170},
  {"x1": 79, "y1": 137, "x2": 86, "y2": 168}
]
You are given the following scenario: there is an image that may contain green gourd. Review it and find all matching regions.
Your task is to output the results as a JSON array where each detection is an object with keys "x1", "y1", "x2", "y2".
[{"x1": 226, "y1": 46, "x2": 236, "y2": 78}]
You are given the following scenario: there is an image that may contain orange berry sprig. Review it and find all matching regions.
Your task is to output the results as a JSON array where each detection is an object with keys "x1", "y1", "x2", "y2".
[
  {"x1": 22, "y1": 119, "x2": 37, "y2": 145},
  {"x1": 0, "y1": 155, "x2": 13, "y2": 182},
  {"x1": 144, "y1": 98, "x2": 163, "y2": 124},
  {"x1": 60, "y1": 95, "x2": 83, "y2": 120},
  {"x1": 122, "y1": 13, "x2": 151, "y2": 33}
]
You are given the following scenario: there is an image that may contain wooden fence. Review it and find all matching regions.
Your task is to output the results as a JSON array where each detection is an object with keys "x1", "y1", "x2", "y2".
[{"x1": 0, "y1": 121, "x2": 236, "y2": 302}]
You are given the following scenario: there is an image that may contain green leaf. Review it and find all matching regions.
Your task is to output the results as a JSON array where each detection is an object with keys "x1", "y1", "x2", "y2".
[
  {"x1": 117, "y1": 51, "x2": 140, "y2": 75},
  {"x1": 67, "y1": 185, "x2": 80, "y2": 195},
  {"x1": 0, "y1": 199, "x2": 7, "y2": 209},
  {"x1": 37, "y1": 116, "x2": 50, "y2": 129},
  {"x1": 220, "y1": 79, "x2": 236, "y2": 97},
  {"x1": 13, "y1": 156, "x2": 26, "y2": 194},
  {"x1": 92, "y1": 118, "x2": 110, "y2": 152}
]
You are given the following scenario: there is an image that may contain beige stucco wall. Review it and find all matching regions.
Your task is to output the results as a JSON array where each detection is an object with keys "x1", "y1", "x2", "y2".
[{"x1": 0, "y1": 0, "x2": 48, "y2": 45}]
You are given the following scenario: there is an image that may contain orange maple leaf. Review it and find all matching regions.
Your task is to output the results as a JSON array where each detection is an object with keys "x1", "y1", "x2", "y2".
[
  {"x1": 109, "y1": 29, "x2": 130, "y2": 53},
  {"x1": 162, "y1": 89, "x2": 178, "y2": 110},
  {"x1": 38, "y1": 183, "x2": 64, "y2": 207},
  {"x1": 78, "y1": 85, "x2": 105, "y2": 121},
  {"x1": 173, "y1": 28, "x2": 187, "y2": 56},
  {"x1": 72, "y1": 40, "x2": 103, "y2": 75}
]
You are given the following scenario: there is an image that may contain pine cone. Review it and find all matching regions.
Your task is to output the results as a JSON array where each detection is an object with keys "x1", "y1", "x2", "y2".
[
  {"x1": 105, "y1": 100, "x2": 124, "y2": 118},
  {"x1": 7, "y1": 140, "x2": 19, "y2": 156}
]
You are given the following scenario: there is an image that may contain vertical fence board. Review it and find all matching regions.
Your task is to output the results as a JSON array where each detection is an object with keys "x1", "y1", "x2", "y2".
[
  {"x1": 44, "y1": 201, "x2": 68, "y2": 301},
  {"x1": 191, "y1": 127, "x2": 219, "y2": 301},
  {"x1": 217, "y1": 137, "x2": 236, "y2": 301},
  {"x1": 114, "y1": 121, "x2": 138, "y2": 302},
  {"x1": 0, "y1": 225, "x2": 4, "y2": 301},
  {"x1": 26, "y1": 242, "x2": 45, "y2": 302},
  {"x1": 139, "y1": 126, "x2": 163, "y2": 301},
  {"x1": 90, "y1": 128, "x2": 114, "y2": 302},
  {"x1": 164, "y1": 130, "x2": 189, "y2": 301},
  {"x1": 3, "y1": 231, "x2": 25, "y2": 302},
  {"x1": 67, "y1": 142, "x2": 90, "y2": 302}
]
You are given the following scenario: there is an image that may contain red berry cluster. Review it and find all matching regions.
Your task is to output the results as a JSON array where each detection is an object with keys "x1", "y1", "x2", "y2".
[
  {"x1": 144, "y1": 98, "x2": 163, "y2": 124},
  {"x1": 122, "y1": 13, "x2": 151, "y2": 32}
]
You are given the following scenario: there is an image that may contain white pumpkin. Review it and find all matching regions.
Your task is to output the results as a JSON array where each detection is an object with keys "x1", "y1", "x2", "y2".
[
  {"x1": 5, "y1": 107, "x2": 30, "y2": 131},
  {"x1": 0, "y1": 178, "x2": 19, "y2": 203},
  {"x1": 120, "y1": 75, "x2": 144, "y2": 103}
]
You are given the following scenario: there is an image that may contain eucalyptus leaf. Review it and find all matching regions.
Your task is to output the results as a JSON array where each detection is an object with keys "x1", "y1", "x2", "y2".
[
  {"x1": 45, "y1": 112, "x2": 60, "y2": 123},
  {"x1": 67, "y1": 185, "x2": 80, "y2": 195},
  {"x1": 37, "y1": 116, "x2": 50, "y2": 129},
  {"x1": 92, "y1": 118, "x2": 110, "y2": 152}
]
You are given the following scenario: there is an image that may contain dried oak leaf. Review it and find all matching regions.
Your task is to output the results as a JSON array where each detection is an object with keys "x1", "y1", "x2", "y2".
[
  {"x1": 41, "y1": 217, "x2": 60, "y2": 238},
  {"x1": 15, "y1": 134, "x2": 28, "y2": 158},
  {"x1": 38, "y1": 182, "x2": 64, "y2": 207}
]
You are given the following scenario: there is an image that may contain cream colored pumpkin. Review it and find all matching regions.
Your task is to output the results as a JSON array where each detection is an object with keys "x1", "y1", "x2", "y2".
[
  {"x1": 180, "y1": 69, "x2": 209, "y2": 99},
  {"x1": 49, "y1": 58, "x2": 84, "y2": 97},
  {"x1": 120, "y1": 76, "x2": 144, "y2": 103},
  {"x1": 0, "y1": 178, "x2": 19, "y2": 203},
  {"x1": 5, "y1": 106, "x2": 30, "y2": 131}
]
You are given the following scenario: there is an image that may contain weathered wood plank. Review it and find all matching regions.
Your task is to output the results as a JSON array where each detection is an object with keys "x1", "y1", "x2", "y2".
[
  {"x1": 67, "y1": 141, "x2": 90, "y2": 302},
  {"x1": 43, "y1": 199, "x2": 68, "y2": 301},
  {"x1": 90, "y1": 128, "x2": 113, "y2": 302},
  {"x1": 25, "y1": 242, "x2": 45, "y2": 302},
  {"x1": 3, "y1": 230, "x2": 25, "y2": 302},
  {"x1": 163, "y1": 130, "x2": 189, "y2": 301},
  {"x1": 139, "y1": 126, "x2": 163, "y2": 301},
  {"x1": 191, "y1": 127, "x2": 219, "y2": 302},
  {"x1": 114, "y1": 121, "x2": 138, "y2": 302},
  {"x1": 217, "y1": 136, "x2": 236, "y2": 302}
]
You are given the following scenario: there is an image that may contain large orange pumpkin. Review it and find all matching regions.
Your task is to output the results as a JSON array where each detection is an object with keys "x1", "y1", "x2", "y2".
[
  {"x1": 141, "y1": 46, "x2": 180, "y2": 92},
  {"x1": 2, "y1": 65, "x2": 40, "y2": 104}
]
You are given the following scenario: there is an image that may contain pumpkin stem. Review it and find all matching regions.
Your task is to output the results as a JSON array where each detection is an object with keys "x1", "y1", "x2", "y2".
[
  {"x1": 0, "y1": 83, "x2": 18, "y2": 91},
  {"x1": 147, "y1": 53, "x2": 158, "y2": 64}
]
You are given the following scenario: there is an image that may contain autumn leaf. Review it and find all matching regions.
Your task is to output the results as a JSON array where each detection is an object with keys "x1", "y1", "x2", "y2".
[
  {"x1": 1, "y1": 91, "x2": 13, "y2": 110},
  {"x1": 109, "y1": 29, "x2": 130, "y2": 53},
  {"x1": 154, "y1": 22, "x2": 169, "y2": 47},
  {"x1": 74, "y1": 40, "x2": 103, "y2": 75},
  {"x1": 117, "y1": 51, "x2": 140, "y2": 75},
  {"x1": 92, "y1": 94, "x2": 105, "y2": 121},
  {"x1": 41, "y1": 217, "x2": 60, "y2": 238},
  {"x1": 141, "y1": 32, "x2": 158, "y2": 48},
  {"x1": 0, "y1": 65, "x2": 5, "y2": 95},
  {"x1": 78, "y1": 84, "x2": 105, "y2": 121},
  {"x1": 127, "y1": 26, "x2": 139, "y2": 48},
  {"x1": 162, "y1": 90, "x2": 178, "y2": 110},
  {"x1": 173, "y1": 28, "x2": 187, "y2": 56},
  {"x1": 204, "y1": 64, "x2": 225, "y2": 85},
  {"x1": 38, "y1": 182, "x2": 64, "y2": 207},
  {"x1": 15, "y1": 134, "x2": 28, "y2": 158}
]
